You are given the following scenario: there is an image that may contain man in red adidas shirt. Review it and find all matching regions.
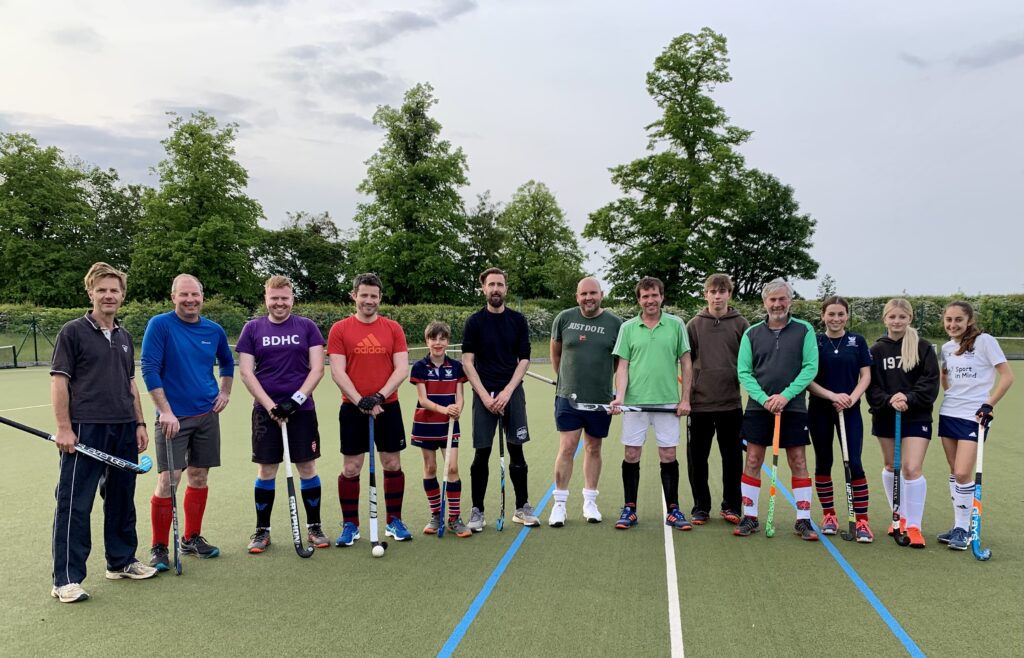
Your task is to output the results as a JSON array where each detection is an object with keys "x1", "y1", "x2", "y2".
[{"x1": 327, "y1": 273, "x2": 412, "y2": 545}]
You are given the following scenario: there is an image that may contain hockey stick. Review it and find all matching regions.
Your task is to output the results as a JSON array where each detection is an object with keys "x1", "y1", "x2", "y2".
[
  {"x1": 164, "y1": 426, "x2": 182, "y2": 575},
  {"x1": 970, "y1": 421, "x2": 992, "y2": 561},
  {"x1": 367, "y1": 415, "x2": 388, "y2": 557},
  {"x1": 891, "y1": 410, "x2": 910, "y2": 546},
  {"x1": 568, "y1": 394, "x2": 677, "y2": 414},
  {"x1": 0, "y1": 415, "x2": 153, "y2": 474},
  {"x1": 525, "y1": 371, "x2": 556, "y2": 386},
  {"x1": 281, "y1": 421, "x2": 314, "y2": 558},
  {"x1": 437, "y1": 419, "x2": 454, "y2": 539},
  {"x1": 765, "y1": 414, "x2": 781, "y2": 538},
  {"x1": 836, "y1": 410, "x2": 856, "y2": 541},
  {"x1": 492, "y1": 393, "x2": 506, "y2": 532}
]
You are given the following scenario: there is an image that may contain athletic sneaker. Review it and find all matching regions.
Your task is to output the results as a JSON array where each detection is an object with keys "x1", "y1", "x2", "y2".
[
  {"x1": 888, "y1": 517, "x2": 907, "y2": 537},
  {"x1": 248, "y1": 528, "x2": 271, "y2": 554},
  {"x1": 615, "y1": 505, "x2": 638, "y2": 529},
  {"x1": 448, "y1": 517, "x2": 473, "y2": 538},
  {"x1": 720, "y1": 509, "x2": 741, "y2": 525},
  {"x1": 548, "y1": 501, "x2": 567, "y2": 527},
  {"x1": 691, "y1": 509, "x2": 710, "y2": 525},
  {"x1": 424, "y1": 513, "x2": 441, "y2": 535},
  {"x1": 467, "y1": 507, "x2": 486, "y2": 533},
  {"x1": 665, "y1": 507, "x2": 693, "y2": 531},
  {"x1": 307, "y1": 523, "x2": 330, "y2": 549},
  {"x1": 906, "y1": 526, "x2": 926, "y2": 549},
  {"x1": 855, "y1": 519, "x2": 874, "y2": 544},
  {"x1": 385, "y1": 517, "x2": 413, "y2": 541},
  {"x1": 51, "y1": 582, "x2": 89, "y2": 603},
  {"x1": 733, "y1": 515, "x2": 759, "y2": 536},
  {"x1": 336, "y1": 521, "x2": 360, "y2": 547},
  {"x1": 794, "y1": 519, "x2": 819, "y2": 541},
  {"x1": 821, "y1": 511, "x2": 839, "y2": 535},
  {"x1": 937, "y1": 527, "x2": 955, "y2": 544},
  {"x1": 149, "y1": 544, "x2": 170, "y2": 572},
  {"x1": 948, "y1": 526, "x2": 969, "y2": 551},
  {"x1": 514, "y1": 503, "x2": 541, "y2": 527},
  {"x1": 105, "y1": 560, "x2": 158, "y2": 580},
  {"x1": 583, "y1": 499, "x2": 602, "y2": 523},
  {"x1": 181, "y1": 534, "x2": 220, "y2": 558}
]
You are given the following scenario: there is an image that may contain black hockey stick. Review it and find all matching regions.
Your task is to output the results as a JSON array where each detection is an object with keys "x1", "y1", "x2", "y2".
[
  {"x1": 164, "y1": 426, "x2": 182, "y2": 574},
  {"x1": 368, "y1": 415, "x2": 388, "y2": 557},
  {"x1": 0, "y1": 415, "x2": 152, "y2": 474},
  {"x1": 281, "y1": 421, "x2": 314, "y2": 558},
  {"x1": 837, "y1": 410, "x2": 856, "y2": 542},
  {"x1": 568, "y1": 394, "x2": 677, "y2": 414}
]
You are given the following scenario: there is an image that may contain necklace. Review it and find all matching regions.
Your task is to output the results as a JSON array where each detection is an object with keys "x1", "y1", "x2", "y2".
[{"x1": 826, "y1": 334, "x2": 844, "y2": 354}]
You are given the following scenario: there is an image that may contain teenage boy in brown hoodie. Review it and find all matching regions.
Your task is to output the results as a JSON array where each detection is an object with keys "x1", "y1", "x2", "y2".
[{"x1": 685, "y1": 274, "x2": 749, "y2": 526}]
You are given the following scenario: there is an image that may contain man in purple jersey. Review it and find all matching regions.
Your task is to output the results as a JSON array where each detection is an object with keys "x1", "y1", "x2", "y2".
[{"x1": 236, "y1": 276, "x2": 328, "y2": 552}]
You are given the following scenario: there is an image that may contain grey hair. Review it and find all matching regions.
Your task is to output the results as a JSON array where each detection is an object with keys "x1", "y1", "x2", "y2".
[{"x1": 761, "y1": 278, "x2": 793, "y2": 300}]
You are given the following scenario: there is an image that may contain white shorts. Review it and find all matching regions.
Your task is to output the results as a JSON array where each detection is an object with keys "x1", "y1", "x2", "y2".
[{"x1": 620, "y1": 406, "x2": 680, "y2": 448}]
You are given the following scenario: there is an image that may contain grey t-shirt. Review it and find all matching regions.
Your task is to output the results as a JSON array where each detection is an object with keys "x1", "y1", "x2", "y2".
[{"x1": 551, "y1": 308, "x2": 622, "y2": 403}]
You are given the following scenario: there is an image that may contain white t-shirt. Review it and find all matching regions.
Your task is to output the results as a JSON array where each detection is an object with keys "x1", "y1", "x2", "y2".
[{"x1": 939, "y1": 333, "x2": 1007, "y2": 420}]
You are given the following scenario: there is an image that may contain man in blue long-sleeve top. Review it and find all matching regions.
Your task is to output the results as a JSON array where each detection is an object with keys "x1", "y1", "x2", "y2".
[{"x1": 141, "y1": 274, "x2": 234, "y2": 569}]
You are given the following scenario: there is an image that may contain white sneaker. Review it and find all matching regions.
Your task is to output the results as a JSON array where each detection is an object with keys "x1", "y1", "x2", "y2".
[
  {"x1": 51, "y1": 583, "x2": 90, "y2": 603},
  {"x1": 548, "y1": 501, "x2": 567, "y2": 527},
  {"x1": 105, "y1": 560, "x2": 158, "y2": 580},
  {"x1": 513, "y1": 503, "x2": 540, "y2": 527},
  {"x1": 583, "y1": 499, "x2": 603, "y2": 523}
]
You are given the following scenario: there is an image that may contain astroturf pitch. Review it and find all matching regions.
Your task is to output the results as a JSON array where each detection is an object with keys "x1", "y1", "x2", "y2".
[{"x1": 0, "y1": 364, "x2": 1021, "y2": 657}]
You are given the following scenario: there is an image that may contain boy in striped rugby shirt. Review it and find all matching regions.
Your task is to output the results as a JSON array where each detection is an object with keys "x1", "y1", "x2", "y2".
[{"x1": 410, "y1": 322, "x2": 472, "y2": 537}]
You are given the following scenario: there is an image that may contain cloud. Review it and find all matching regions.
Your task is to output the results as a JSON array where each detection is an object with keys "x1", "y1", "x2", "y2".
[
  {"x1": 49, "y1": 26, "x2": 103, "y2": 53},
  {"x1": 322, "y1": 67, "x2": 405, "y2": 104},
  {"x1": 144, "y1": 93, "x2": 265, "y2": 127},
  {"x1": 349, "y1": 0, "x2": 477, "y2": 50},
  {"x1": 898, "y1": 51, "x2": 929, "y2": 69},
  {"x1": 955, "y1": 34, "x2": 1024, "y2": 69}
]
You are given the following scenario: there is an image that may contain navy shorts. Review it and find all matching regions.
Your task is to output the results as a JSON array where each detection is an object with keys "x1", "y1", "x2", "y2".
[
  {"x1": 554, "y1": 396, "x2": 611, "y2": 438},
  {"x1": 871, "y1": 414, "x2": 932, "y2": 440},
  {"x1": 741, "y1": 411, "x2": 810, "y2": 449},
  {"x1": 938, "y1": 415, "x2": 986, "y2": 441},
  {"x1": 251, "y1": 407, "x2": 321, "y2": 464},
  {"x1": 412, "y1": 434, "x2": 461, "y2": 450},
  {"x1": 339, "y1": 401, "x2": 407, "y2": 455}
]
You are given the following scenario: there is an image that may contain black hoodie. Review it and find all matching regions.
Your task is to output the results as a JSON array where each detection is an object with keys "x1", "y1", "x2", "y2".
[{"x1": 865, "y1": 335, "x2": 939, "y2": 424}]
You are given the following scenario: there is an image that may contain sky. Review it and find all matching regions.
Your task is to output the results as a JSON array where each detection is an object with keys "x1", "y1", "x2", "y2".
[{"x1": 2, "y1": 0, "x2": 1022, "y2": 297}]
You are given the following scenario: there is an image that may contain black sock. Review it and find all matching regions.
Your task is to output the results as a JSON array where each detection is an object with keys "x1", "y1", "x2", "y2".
[
  {"x1": 471, "y1": 447, "x2": 491, "y2": 511},
  {"x1": 622, "y1": 461, "x2": 640, "y2": 507},
  {"x1": 300, "y1": 476, "x2": 322, "y2": 525},
  {"x1": 254, "y1": 479, "x2": 275, "y2": 528},
  {"x1": 660, "y1": 460, "x2": 680, "y2": 509},
  {"x1": 509, "y1": 464, "x2": 529, "y2": 509}
]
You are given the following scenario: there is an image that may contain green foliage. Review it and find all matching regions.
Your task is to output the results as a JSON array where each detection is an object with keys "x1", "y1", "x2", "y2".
[
  {"x1": 352, "y1": 83, "x2": 474, "y2": 304},
  {"x1": 255, "y1": 211, "x2": 352, "y2": 302},
  {"x1": 464, "y1": 192, "x2": 504, "y2": 282},
  {"x1": 130, "y1": 112, "x2": 263, "y2": 303},
  {"x1": 817, "y1": 274, "x2": 838, "y2": 300}
]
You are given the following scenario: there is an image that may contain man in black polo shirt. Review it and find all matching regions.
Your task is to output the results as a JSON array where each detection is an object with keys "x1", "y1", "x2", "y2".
[
  {"x1": 462, "y1": 267, "x2": 538, "y2": 530},
  {"x1": 49, "y1": 262, "x2": 156, "y2": 603}
]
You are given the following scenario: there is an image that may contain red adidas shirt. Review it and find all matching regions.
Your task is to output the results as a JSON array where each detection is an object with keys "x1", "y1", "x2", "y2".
[{"x1": 327, "y1": 315, "x2": 408, "y2": 404}]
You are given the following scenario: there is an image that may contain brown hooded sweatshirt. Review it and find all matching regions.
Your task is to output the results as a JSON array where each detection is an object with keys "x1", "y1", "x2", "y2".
[{"x1": 686, "y1": 307, "x2": 750, "y2": 412}]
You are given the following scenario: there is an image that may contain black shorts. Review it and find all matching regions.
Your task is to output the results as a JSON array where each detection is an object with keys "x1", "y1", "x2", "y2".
[
  {"x1": 339, "y1": 401, "x2": 406, "y2": 455},
  {"x1": 251, "y1": 407, "x2": 321, "y2": 464},
  {"x1": 741, "y1": 410, "x2": 810, "y2": 449},
  {"x1": 872, "y1": 414, "x2": 933, "y2": 440},
  {"x1": 472, "y1": 385, "x2": 530, "y2": 449}
]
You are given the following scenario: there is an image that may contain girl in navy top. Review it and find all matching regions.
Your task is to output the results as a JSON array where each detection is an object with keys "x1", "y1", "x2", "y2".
[{"x1": 807, "y1": 296, "x2": 873, "y2": 541}]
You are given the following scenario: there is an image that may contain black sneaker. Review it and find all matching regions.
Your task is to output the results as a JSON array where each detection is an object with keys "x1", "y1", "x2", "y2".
[
  {"x1": 149, "y1": 544, "x2": 170, "y2": 572},
  {"x1": 733, "y1": 515, "x2": 760, "y2": 537},
  {"x1": 181, "y1": 534, "x2": 220, "y2": 558},
  {"x1": 691, "y1": 509, "x2": 710, "y2": 525},
  {"x1": 794, "y1": 519, "x2": 819, "y2": 541}
]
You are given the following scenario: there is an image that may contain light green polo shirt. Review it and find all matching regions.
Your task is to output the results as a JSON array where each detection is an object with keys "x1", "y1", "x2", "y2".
[{"x1": 612, "y1": 312, "x2": 690, "y2": 405}]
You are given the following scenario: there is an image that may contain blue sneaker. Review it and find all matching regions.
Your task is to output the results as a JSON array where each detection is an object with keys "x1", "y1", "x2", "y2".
[
  {"x1": 385, "y1": 517, "x2": 413, "y2": 541},
  {"x1": 666, "y1": 506, "x2": 693, "y2": 531},
  {"x1": 948, "y1": 526, "x2": 969, "y2": 551},
  {"x1": 937, "y1": 527, "x2": 955, "y2": 544},
  {"x1": 335, "y1": 522, "x2": 360, "y2": 547},
  {"x1": 615, "y1": 505, "x2": 638, "y2": 530}
]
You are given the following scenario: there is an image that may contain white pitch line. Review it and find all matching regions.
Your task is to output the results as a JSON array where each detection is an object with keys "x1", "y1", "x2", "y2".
[
  {"x1": 661, "y1": 497, "x2": 685, "y2": 658},
  {"x1": 0, "y1": 403, "x2": 51, "y2": 413}
]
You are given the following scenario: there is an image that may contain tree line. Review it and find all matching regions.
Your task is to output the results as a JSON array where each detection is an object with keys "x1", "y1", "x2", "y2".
[{"x1": 0, "y1": 28, "x2": 816, "y2": 309}]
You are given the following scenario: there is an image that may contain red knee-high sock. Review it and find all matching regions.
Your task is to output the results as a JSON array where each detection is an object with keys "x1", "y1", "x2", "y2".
[
  {"x1": 183, "y1": 486, "x2": 209, "y2": 538},
  {"x1": 339, "y1": 474, "x2": 360, "y2": 525},
  {"x1": 151, "y1": 495, "x2": 172, "y2": 545},
  {"x1": 384, "y1": 469, "x2": 405, "y2": 523}
]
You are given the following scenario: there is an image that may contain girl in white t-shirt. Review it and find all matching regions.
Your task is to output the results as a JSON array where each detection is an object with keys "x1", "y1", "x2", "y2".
[{"x1": 938, "y1": 301, "x2": 1015, "y2": 551}]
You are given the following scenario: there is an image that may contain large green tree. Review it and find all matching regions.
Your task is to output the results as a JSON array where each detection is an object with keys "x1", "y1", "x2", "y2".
[
  {"x1": 464, "y1": 192, "x2": 505, "y2": 283},
  {"x1": 584, "y1": 28, "x2": 816, "y2": 301},
  {"x1": 255, "y1": 211, "x2": 351, "y2": 301},
  {"x1": 497, "y1": 180, "x2": 585, "y2": 301},
  {"x1": 352, "y1": 83, "x2": 473, "y2": 304},
  {"x1": 131, "y1": 112, "x2": 263, "y2": 302}
]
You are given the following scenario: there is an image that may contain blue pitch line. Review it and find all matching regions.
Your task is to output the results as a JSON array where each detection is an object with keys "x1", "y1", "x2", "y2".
[
  {"x1": 437, "y1": 441, "x2": 581, "y2": 657},
  {"x1": 760, "y1": 464, "x2": 925, "y2": 658}
]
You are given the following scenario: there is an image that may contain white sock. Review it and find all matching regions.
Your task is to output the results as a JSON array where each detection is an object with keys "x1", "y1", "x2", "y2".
[
  {"x1": 953, "y1": 482, "x2": 974, "y2": 530},
  {"x1": 882, "y1": 468, "x2": 895, "y2": 511},
  {"x1": 582, "y1": 488, "x2": 598, "y2": 503},
  {"x1": 741, "y1": 476, "x2": 760, "y2": 518},
  {"x1": 553, "y1": 489, "x2": 569, "y2": 505},
  {"x1": 793, "y1": 477, "x2": 812, "y2": 520},
  {"x1": 904, "y1": 476, "x2": 927, "y2": 529},
  {"x1": 948, "y1": 474, "x2": 956, "y2": 504}
]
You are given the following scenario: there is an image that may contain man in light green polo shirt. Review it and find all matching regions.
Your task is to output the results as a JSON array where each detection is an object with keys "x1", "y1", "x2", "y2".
[{"x1": 609, "y1": 276, "x2": 693, "y2": 531}]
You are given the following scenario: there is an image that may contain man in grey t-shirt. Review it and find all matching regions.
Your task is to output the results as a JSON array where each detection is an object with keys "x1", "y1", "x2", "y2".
[{"x1": 548, "y1": 277, "x2": 622, "y2": 526}]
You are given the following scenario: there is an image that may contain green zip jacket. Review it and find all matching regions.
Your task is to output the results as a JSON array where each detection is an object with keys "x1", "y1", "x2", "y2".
[{"x1": 737, "y1": 315, "x2": 818, "y2": 413}]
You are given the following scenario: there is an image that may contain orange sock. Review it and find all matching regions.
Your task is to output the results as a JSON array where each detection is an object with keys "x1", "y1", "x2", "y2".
[{"x1": 183, "y1": 486, "x2": 209, "y2": 538}]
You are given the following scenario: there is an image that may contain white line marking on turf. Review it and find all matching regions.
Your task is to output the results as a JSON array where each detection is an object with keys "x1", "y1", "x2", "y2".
[
  {"x1": 0, "y1": 403, "x2": 51, "y2": 412},
  {"x1": 661, "y1": 497, "x2": 685, "y2": 658}
]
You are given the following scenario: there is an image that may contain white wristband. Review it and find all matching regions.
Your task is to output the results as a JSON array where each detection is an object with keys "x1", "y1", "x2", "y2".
[{"x1": 291, "y1": 391, "x2": 308, "y2": 405}]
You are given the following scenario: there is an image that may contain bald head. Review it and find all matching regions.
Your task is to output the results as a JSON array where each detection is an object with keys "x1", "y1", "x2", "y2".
[{"x1": 575, "y1": 277, "x2": 604, "y2": 318}]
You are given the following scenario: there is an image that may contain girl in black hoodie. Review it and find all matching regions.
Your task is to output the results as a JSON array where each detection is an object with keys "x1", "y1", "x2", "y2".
[{"x1": 866, "y1": 298, "x2": 939, "y2": 548}]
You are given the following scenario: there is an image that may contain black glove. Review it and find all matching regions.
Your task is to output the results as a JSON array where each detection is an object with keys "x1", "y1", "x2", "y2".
[
  {"x1": 977, "y1": 403, "x2": 994, "y2": 428},
  {"x1": 270, "y1": 400, "x2": 298, "y2": 420},
  {"x1": 357, "y1": 393, "x2": 385, "y2": 411}
]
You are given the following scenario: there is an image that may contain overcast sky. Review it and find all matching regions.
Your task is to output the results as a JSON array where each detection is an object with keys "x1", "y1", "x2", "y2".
[{"x1": 2, "y1": 0, "x2": 1022, "y2": 297}]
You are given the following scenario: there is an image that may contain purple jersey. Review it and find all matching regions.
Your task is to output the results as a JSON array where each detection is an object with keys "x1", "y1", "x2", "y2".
[{"x1": 235, "y1": 315, "x2": 325, "y2": 410}]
